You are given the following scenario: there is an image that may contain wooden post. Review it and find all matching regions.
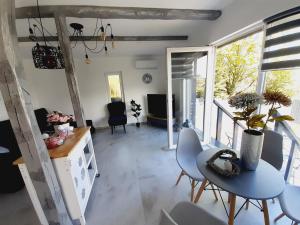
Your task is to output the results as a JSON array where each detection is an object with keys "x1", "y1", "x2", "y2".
[
  {"x1": 55, "y1": 14, "x2": 86, "y2": 127},
  {"x1": 16, "y1": 5, "x2": 221, "y2": 20},
  {"x1": 0, "y1": 1, "x2": 73, "y2": 225}
]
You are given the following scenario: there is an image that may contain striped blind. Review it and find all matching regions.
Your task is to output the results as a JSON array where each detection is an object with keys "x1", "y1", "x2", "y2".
[{"x1": 262, "y1": 6, "x2": 300, "y2": 71}]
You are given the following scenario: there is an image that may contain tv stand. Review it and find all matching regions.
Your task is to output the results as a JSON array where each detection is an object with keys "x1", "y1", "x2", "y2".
[{"x1": 147, "y1": 115, "x2": 175, "y2": 128}]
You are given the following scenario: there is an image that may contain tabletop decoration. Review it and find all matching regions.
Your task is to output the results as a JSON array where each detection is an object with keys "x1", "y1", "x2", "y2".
[
  {"x1": 229, "y1": 91, "x2": 293, "y2": 171},
  {"x1": 47, "y1": 111, "x2": 74, "y2": 133},
  {"x1": 207, "y1": 149, "x2": 240, "y2": 177}
]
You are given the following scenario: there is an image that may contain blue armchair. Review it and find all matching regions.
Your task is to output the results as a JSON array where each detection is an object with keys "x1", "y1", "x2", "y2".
[{"x1": 107, "y1": 102, "x2": 127, "y2": 134}]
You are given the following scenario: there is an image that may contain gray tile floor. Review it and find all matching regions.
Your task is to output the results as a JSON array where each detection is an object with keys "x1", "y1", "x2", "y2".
[{"x1": 0, "y1": 125, "x2": 293, "y2": 225}]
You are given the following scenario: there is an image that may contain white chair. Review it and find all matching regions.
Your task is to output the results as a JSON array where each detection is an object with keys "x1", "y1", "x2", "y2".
[
  {"x1": 175, "y1": 128, "x2": 218, "y2": 201},
  {"x1": 275, "y1": 184, "x2": 300, "y2": 225},
  {"x1": 160, "y1": 202, "x2": 227, "y2": 225}
]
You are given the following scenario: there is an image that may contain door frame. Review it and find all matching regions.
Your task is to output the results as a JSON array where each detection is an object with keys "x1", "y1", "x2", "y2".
[
  {"x1": 104, "y1": 71, "x2": 125, "y2": 103},
  {"x1": 166, "y1": 46, "x2": 216, "y2": 149}
]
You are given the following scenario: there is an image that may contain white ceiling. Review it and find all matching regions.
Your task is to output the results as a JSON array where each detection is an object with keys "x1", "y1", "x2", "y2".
[{"x1": 15, "y1": 0, "x2": 237, "y2": 58}]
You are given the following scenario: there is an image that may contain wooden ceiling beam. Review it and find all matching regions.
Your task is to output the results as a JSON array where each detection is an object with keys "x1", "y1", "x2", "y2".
[
  {"x1": 16, "y1": 5, "x2": 221, "y2": 20},
  {"x1": 18, "y1": 35, "x2": 188, "y2": 42}
]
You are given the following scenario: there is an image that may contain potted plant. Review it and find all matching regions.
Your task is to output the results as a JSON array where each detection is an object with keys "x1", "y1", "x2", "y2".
[
  {"x1": 229, "y1": 91, "x2": 293, "y2": 170},
  {"x1": 229, "y1": 93, "x2": 265, "y2": 170},
  {"x1": 130, "y1": 100, "x2": 142, "y2": 127}
]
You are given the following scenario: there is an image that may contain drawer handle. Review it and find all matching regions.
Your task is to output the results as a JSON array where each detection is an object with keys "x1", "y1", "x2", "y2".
[
  {"x1": 74, "y1": 177, "x2": 78, "y2": 187},
  {"x1": 81, "y1": 168, "x2": 85, "y2": 180},
  {"x1": 82, "y1": 188, "x2": 86, "y2": 199},
  {"x1": 78, "y1": 157, "x2": 83, "y2": 167}
]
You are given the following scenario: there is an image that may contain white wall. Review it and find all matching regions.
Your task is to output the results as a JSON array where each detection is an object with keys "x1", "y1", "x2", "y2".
[
  {"x1": 22, "y1": 56, "x2": 167, "y2": 128},
  {"x1": 207, "y1": 0, "x2": 300, "y2": 43}
]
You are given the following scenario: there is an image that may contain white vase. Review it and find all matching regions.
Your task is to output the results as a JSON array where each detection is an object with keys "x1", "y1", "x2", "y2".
[
  {"x1": 240, "y1": 130, "x2": 264, "y2": 171},
  {"x1": 53, "y1": 123, "x2": 69, "y2": 134}
]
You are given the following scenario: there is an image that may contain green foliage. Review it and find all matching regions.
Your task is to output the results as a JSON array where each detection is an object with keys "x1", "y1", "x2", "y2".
[
  {"x1": 215, "y1": 36, "x2": 259, "y2": 99},
  {"x1": 269, "y1": 115, "x2": 294, "y2": 122},
  {"x1": 214, "y1": 33, "x2": 295, "y2": 99},
  {"x1": 265, "y1": 70, "x2": 294, "y2": 97},
  {"x1": 233, "y1": 107, "x2": 266, "y2": 130},
  {"x1": 196, "y1": 78, "x2": 205, "y2": 98}
]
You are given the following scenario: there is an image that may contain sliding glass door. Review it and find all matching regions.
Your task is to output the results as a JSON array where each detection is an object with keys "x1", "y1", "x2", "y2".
[{"x1": 167, "y1": 47, "x2": 215, "y2": 149}]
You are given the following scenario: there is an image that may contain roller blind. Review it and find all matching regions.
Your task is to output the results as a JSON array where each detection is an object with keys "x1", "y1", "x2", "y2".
[{"x1": 262, "y1": 6, "x2": 300, "y2": 71}]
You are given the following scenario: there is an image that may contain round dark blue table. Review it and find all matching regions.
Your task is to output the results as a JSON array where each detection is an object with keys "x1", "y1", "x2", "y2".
[{"x1": 194, "y1": 149, "x2": 285, "y2": 225}]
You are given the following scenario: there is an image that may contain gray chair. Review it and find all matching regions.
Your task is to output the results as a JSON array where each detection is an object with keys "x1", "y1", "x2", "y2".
[
  {"x1": 160, "y1": 201, "x2": 227, "y2": 225},
  {"x1": 245, "y1": 129, "x2": 283, "y2": 209},
  {"x1": 261, "y1": 130, "x2": 283, "y2": 170},
  {"x1": 275, "y1": 184, "x2": 300, "y2": 225},
  {"x1": 175, "y1": 128, "x2": 218, "y2": 201}
]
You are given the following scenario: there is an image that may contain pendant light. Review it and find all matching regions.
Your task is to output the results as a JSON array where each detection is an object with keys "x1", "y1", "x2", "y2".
[
  {"x1": 29, "y1": 0, "x2": 64, "y2": 69},
  {"x1": 69, "y1": 18, "x2": 115, "y2": 63}
]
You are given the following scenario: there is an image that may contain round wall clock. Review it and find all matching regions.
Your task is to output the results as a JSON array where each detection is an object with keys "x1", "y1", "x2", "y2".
[{"x1": 142, "y1": 73, "x2": 152, "y2": 84}]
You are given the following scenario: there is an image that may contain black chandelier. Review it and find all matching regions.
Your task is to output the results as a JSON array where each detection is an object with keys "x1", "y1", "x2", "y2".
[
  {"x1": 69, "y1": 19, "x2": 115, "y2": 64},
  {"x1": 28, "y1": 0, "x2": 64, "y2": 69}
]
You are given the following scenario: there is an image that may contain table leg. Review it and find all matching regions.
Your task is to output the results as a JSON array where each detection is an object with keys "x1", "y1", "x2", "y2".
[
  {"x1": 193, "y1": 178, "x2": 208, "y2": 203},
  {"x1": 228, "y1": 194, "x2": 236, "y2": 225},
  {"x1": 191, "y1": 179, "x2": 195, "y2": 202},
  {"x1": 262, "y1": 200, "x2": 270, "y2": 225}
]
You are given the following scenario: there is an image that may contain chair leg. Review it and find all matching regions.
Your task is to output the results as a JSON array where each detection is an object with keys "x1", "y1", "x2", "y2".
[
  {"x1": 175, "y1": 170, "x2": 185, "y2": 186},
  {"x1": 194, "y1": 178, "x2": 208, "y2": 203},
  {"x1": 191, "y1": 179, "x2": 196, "y2": 202},
  {"x1": 274, "y1": 212, "x2": 285, "y2": 222},
  {"x1": 272, "y1": 198, "x2": 275, "y2": 204},
  {"x1": 210, "y1": 184, "x2": 218, "y2": 201},
  {"x1": 123, "y1": 125, "x2": 126, "y2": 133},
  {"x1": 245, "y1": 199, "x2": 250, "y2": 210},
  {"x1": 111, "y1": 126, "x2": 113, "y2": 134}
]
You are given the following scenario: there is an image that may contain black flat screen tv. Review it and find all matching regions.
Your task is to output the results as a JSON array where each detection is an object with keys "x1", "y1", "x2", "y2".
[{"x1": 147, "y1": 94, "x2": 175, "y2": 118}]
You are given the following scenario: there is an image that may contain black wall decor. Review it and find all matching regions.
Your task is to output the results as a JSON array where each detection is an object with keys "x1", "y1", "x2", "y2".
[{"x1": 32, "y1": 44, "x2": 65, "y2": 69}]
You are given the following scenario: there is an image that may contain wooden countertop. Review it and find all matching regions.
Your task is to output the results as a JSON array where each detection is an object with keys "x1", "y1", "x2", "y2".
[{"x1": 13, "y1": 127, "x2": 90, "y2": 165}]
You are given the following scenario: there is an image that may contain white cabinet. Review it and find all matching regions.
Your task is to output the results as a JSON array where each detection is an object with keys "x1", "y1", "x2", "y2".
[{"x1": 14, "y1": 128, "x2": 98, "y2": 225}]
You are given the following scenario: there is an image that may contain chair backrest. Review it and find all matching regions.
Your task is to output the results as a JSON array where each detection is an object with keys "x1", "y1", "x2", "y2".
[
  {"x1": 261, "y1": 130, "x2": 283, "y2": 171},
  {"x1": 34, "y1": 108, "x2": 49, "y2": 133},
  {"x1": 0, "y1": 120, "x2": 21, "y2": 160},
  {"x1": 160, "y1": 209, "x2": 178, "y2": 225},
  {"x1": 176, "y1": 128, "x2": 203, "y2": 163},
  {"x1": 160, "y1": 202, "x2": 227, "y2": 225},
  {"x1": 107, "y1": 102, "x2": 126, "y2": 116}
]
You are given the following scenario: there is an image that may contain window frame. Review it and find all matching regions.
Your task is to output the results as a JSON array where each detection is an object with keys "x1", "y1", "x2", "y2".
[{"x1": 104, "y1": 71, "x2": 125, "y2": 103}]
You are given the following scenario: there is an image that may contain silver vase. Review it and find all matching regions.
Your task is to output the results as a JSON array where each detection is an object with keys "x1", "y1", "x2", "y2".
[{"x1": 240, "y1": 130, "x2": 264, "y2": 171}]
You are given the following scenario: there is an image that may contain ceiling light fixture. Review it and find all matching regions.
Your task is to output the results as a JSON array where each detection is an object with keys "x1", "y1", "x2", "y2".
[
  {"x1": 28, "y1": 0, "x2": 64, "y2": 69},
  {"x1": 69, "y1": 19, "x2": 115, "y2": 64}
]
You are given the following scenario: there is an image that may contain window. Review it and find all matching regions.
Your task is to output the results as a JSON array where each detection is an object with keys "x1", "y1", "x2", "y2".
[
  {"x1": 264, "y1": 69, "x2": 300, "y2": 185},
  {"x1": 214, "y1": 31, "x2": 263, "y2": 99},
  {"x1": 211, "y1": 31, "x2": 263, "y2": 147},
  {"x1": 106, "y1": 72, "x2": 124, "y2": 102}
]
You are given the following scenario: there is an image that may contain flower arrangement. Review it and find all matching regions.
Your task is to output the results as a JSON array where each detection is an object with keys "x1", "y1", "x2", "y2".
[
  {"x1": 262, "y1": 91, "x2": 294, "y2": 129},
  {"x1": 228, "y1": 92, "x2": 265, "y2": 131},
  {"x1": 228, "y1": 91, "x2": 294, "y2": 131},
  {"x1": 47, "y1": 111, "x2": 74, "y2": 126}
]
